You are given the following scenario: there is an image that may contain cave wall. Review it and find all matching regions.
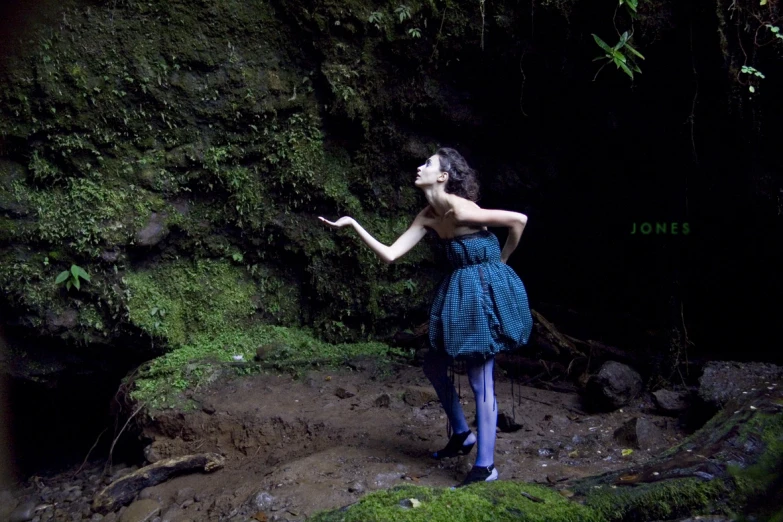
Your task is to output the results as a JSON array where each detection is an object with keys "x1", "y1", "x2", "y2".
[{"x1": 0, "y1": 0, "x2": 781, "y2": 386}]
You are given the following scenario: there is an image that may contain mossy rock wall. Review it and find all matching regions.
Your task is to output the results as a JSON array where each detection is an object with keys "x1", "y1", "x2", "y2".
[{"x1": 0, "y1": 0, "x2": 496, "y2": 381}]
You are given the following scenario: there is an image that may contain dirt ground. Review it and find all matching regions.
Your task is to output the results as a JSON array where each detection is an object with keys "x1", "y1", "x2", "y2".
[{"x1": 127, "y1": 359, "x2": 688, "y2": 521}]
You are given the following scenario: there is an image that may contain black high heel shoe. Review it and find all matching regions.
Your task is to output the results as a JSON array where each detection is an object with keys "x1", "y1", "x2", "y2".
[{"x1": 432, "y1": 430, "x2": 475, "y2": 459}]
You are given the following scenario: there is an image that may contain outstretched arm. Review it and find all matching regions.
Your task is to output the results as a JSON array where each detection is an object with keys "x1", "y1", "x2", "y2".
[
  {"x1": 449, "y1": 198, "x2": 528, "y2": 263},
  {"x1": 318, "y1": 207, "x2": 431, "y2": 264}
]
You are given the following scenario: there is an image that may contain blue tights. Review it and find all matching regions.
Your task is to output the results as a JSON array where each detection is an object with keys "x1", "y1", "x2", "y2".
[{"x1": 423, "y1": 351, "x2": 496, "y2": 467}]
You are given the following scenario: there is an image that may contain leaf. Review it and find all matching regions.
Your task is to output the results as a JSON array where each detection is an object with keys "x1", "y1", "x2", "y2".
[
  {"x1": 624, "y1": 43, "x2": 645, "y2": 60},
  {"x1": 66, "y1": 280, "x2": 72, "y2": 291},
  {"x1": 592, "y1": 34, "x2": 614, "y2": 54},
  {"x1": 749, "y1": 86, "x2": 756, "y2": 93},
  {"x1": 55, "y1": 271, "x2": 70, "y2": 284},
  {"x1": 622, "y1": 448, "x2": 634, "y2": 456},
  {"x1": 73, "y1": 277, "x2": 81, "y2": 291},
  {"x1": 617, "y1": 60, "x2": 634, "y2": 79},
  {"x1": 760, "y1": 0, "x2": 767, "y2": 5},
  {"x1": 72, "y1": 265, "x2": 91, "y2": 282},
  {"x1": 150, "y1": 307, "x2": 159, "y2": 317}
]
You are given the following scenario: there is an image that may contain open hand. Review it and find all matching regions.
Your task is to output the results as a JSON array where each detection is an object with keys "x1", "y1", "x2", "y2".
[{"x1": 318, "y1": 216, "x2": 355, "y2": 229}]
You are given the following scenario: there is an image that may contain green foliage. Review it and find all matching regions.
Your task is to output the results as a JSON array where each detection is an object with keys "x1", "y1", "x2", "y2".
[
  {"x1": 741, "y1": 65, "x2": 765, "y2": 93},
  {"x1": 28, "y1": 152, "x2": 61, "y2": 183},
  {"x1": 395, "y1": 5, "x2": 413, "y2": 23},
  {"x1": 592, "y1": 31, "x2": 645, "y2": 80},
  {"x1": 55, "y1": 264, "x2": 91, "y2": 291},
  {"x1": 408, "y1": 28, "x2": 423, "y2": 38},
  {"x1": 619, "y1": 0, "x2": 639, "y2": 19},
  {"x1": 368, "y1": 11, "x2": 385, "y2": 30}
]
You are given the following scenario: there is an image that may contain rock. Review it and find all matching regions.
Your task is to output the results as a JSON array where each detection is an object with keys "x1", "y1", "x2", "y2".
[
  {"x1": 398, "y1": 498, "x2": 421, "y2": 509},
  {"x1": 174, "y1": 488, "x2": 195, "y2": 505},
  {"x1": 45, "y1": 309, "x2": 79, "y2": 333},
  {"x1": 159, "y1": 506, "x2": 181, "y2": 522},
  {"x1": 9, "y1": 499, "x2": 38, "y2": 522},
  {"x1": 90, "y1": 514, "x2": 105, "y2": 521},
  {"x1": 254, "y1": 492, "x2": 276, "y2": 510},
  {"x1": 101, "y1": 251, "x2": 120, "y2": 263},
  {"x1": 497, "y1": 412, "x2": 523, "y2": 432},
  {"x1": 135, "y1": 213, "x2": 168, "y2": 247},
  {"x1": 698, "y1": 361, "x2": 783, "y2": 410},
  {"x1": 652, "y1": 389, "x2": 690, "y2": 415},
  {"x1": 613, "y1": 417, "x2": 668, "y2": 451},
  {"x1": 143, "y1": 444, "x2": 162, "y2": 464},
  {"x1": 118, "y1": 500, "x2": 161, "y2": 522},
  {"x1": 584, "y1": 361, "x2": 643, "y2": 411},
  {"x1": 402, "y1": 386, "x2": 437, "y2": 407},
  {"x1": 374, "y1": 393, "x2": 390, "y2": 408},
  {"x1": 334, "y1": 386, "x2": 357, "y2": 399},
  {"x1": 0, "y1": 490, "x2": 19, "y2": 519},
  {"x1": 348, "y1": 482, "x2": 364, "y2": 494},
  {"x1": 65, "y1": 487, "x2": 83, "y2": 502}
]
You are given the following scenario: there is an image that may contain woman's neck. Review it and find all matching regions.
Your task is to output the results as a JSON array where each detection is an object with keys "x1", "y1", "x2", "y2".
[{"x1": 423, "y1": 186, "x2": 450, "y2": 216}]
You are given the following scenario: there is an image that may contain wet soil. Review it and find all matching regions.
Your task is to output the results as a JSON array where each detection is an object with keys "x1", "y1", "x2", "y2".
[
  {"x1": 2, "y1": 361, "x2": 690, "y2": 521},
  {"x1": 131, "y1": 361, "x2": 688, "y2": 520}
]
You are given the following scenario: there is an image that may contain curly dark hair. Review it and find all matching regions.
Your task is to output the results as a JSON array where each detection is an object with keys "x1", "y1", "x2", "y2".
[{"x1": 436, "y1": 147, "x2": 480, "y2": 202}]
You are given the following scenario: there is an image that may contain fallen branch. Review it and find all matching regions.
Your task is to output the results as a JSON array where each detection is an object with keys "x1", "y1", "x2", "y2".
[{"x1": 92, "y1": 453, "x2": 226, "y2": 513}]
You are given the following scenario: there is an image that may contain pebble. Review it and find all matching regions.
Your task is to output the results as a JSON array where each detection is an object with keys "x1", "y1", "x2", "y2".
[{"x1": 9, "y1": 499, "x2": 38, "y2": 522}]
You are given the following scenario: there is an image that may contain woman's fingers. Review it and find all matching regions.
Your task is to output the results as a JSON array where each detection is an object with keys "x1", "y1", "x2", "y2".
[{"x1": 318, "y1": 216, "x2": 340, "y2": 227}]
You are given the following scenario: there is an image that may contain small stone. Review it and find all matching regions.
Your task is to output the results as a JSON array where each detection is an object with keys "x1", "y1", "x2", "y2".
[
  {"x1": 254, "y1": 492, "x2": 276, "y2": 510},
  {"x1": 180, "y1": 500, "x2": 194, "y2": 509},
  {"x1": 402, "y1": 386, "x2": 438, "y2": 407},
  {"x1": 134, "y1": 212, "x2": 169, "y2": 247},
  {"x1": 652, "y1": 389, "x2": 690, "y2": 415},
  {"x1": 334, "y1": 386, "x2": 357, "y2": 399},
  {"x1": 9, "y1": 499, "x2": 38, "y2": 522},
  {"x1": 66, "y1": 487, "x2": 83, "y2": 502},
  {"x1": 91, "y1": 514, "x2": 105, "y2": 521},
  {"x1": 175, "y1": 487, "x2": 195, "y2": 504},
  {"x1": 348, "y1": 482, "x2": 364, "y2": 494},
  {"x1": 398, "y1": 498, "x2": 421, "y2": 509},
  {"x1": 118, "y1": 499, "x2": 161, "y2": 522},
  {"x1": 374, "y1": 394, "x2": 391, "y2": 408}
]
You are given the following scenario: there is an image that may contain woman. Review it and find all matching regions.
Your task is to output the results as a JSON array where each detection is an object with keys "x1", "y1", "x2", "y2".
[{"x1": 318, "y1": 147, "x2": 533, "y2": 487}]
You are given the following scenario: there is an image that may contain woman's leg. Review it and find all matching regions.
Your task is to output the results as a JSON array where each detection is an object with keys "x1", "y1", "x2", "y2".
[
  {"x1": 467, "y1": 356, "x2": 497, "y2": 468},
  {"x1": 422, "y1": 350, "x2": 473, "y2": 439}
]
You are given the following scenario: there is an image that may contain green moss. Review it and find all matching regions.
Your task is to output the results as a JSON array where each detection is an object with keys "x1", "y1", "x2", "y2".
[
  {"x1": 124, "y1": 258, "x2": 258, "y2": 346},
  {"x1": 584, "y1": 478, "x2": 728, "y2": 521},
  {"x1": 309, "y1": 482, "x2": 602, "y2": 522},
  {"x1": 727, "y1": 412, "x2": 783, "y2": 500},
  {"x1": 12, "y1": 176, "x2": 161, "y2": 256},
  {"x1": 129, "y1": 324, "x2": 406, "y2": 411}
]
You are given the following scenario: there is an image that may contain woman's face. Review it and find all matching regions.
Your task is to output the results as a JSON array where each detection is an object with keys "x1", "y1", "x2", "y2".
[{"x1": 415, "y1": 155, "x2": 445, "y2": 188}]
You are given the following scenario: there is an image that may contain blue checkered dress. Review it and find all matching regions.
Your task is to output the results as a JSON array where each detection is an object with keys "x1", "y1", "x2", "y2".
[{"x1": 428, "y1": 229, "x2": 533, "y2": 360}]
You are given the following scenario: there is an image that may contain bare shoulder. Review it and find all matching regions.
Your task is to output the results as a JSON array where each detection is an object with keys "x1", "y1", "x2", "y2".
[
  {"x1": 444, "y1": 194, "x2": 480, "y2": 216},
  {"x1": 414, "y1": 205, "x2": 437, "y2": 225}
]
